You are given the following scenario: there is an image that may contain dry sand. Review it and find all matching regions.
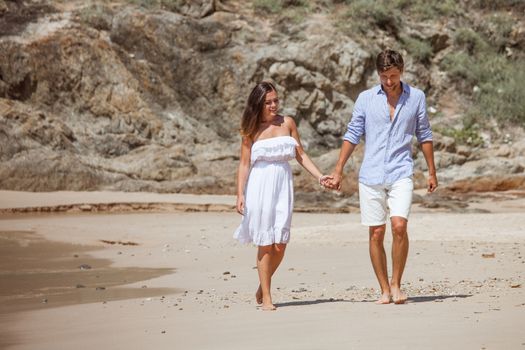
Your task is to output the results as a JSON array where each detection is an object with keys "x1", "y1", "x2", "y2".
[{"x1": 0, "y1": 190, "x2": 524, "y2": 349}]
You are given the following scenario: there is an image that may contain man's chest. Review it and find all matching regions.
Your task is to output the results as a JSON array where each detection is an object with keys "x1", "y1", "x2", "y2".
[{"x1": 364, "y1": 97, "x2": 418, "y2": 130}]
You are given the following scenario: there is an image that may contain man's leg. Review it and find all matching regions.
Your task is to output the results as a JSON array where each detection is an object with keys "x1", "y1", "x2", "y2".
[
  {"x1": 369, "y1": 224, "x2": 391, "y2": 304},
  {"x1": 390, "y1": 216, "x2": 408, "y2": 304},
  {"x1": 387, "y1": 177, "x2": 413, "y2": 304},
  {"x1": 359, "y1": 182, "x2": 390, "y2": 304}
]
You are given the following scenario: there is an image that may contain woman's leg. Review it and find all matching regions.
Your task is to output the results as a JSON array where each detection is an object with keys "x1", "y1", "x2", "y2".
[
  {"x1": 256, "y1": 243, "x2": 287, "y2": 309},
  {"x1": 257, "y1": 245, "x2": 275, "y2": 310},
  {"x1": 271, "y1": 243, "x2": 287, "y2": 274}
]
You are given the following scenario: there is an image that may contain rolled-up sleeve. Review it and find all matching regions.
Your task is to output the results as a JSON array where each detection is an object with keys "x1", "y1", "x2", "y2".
[
  {"x1": 343, "y1": 94, "x2": 365, "y2": 145},
  {"x1": 415, "y1": 93, "x2": 432, "y2": 143}
]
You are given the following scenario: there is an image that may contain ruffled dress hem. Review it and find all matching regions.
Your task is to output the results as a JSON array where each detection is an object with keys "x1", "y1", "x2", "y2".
[{"x1": 233, "y1": 227, "x2": 290, "y2": 246}]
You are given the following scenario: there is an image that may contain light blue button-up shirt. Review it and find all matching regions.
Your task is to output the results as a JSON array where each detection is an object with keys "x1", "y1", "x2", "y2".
[{"x1": 343, "y1": 82, "x2": 433, "y2": 186}]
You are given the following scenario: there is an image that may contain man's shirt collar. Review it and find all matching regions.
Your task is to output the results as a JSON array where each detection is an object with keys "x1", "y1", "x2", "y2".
[{"x1": 376, "y1": 82, "x2": 409, "y2": 95}]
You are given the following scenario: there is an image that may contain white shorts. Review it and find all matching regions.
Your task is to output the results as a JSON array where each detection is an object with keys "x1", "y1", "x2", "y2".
[{"x1": 358, "y1": 177, "x2": 414, "y2": 226}]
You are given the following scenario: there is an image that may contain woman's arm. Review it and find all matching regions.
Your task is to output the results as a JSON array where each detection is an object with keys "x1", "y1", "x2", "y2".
[
  {"x1": 236, "y1": 136, "x2": 252, "y2": 215},
  {"x1": 287, "y1": 117, "x2": 325, "y2": 182}
]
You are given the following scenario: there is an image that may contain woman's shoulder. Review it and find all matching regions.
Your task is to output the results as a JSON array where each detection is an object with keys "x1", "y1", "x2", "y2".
[{"x1": 282, "y1": 115, "x2": 297, "y2": 128}]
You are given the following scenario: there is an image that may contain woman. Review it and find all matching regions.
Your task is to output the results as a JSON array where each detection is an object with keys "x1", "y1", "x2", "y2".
[{"x1": 233, "y1": 81, "x2": 330, "y2": 311}]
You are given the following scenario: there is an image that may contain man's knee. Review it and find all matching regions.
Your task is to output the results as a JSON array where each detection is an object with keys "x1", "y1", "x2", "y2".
[
  {"x1": 369, "y1": 225, "x2": 386, "y2": 243},
  {"x1": 391, "y1": 217, "x2": 407, "y2": 239}
]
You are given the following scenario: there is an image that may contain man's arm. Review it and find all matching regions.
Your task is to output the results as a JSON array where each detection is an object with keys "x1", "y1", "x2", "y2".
[
  {"x1": 330, "y1": 141, "x2": 358, "y2": 190},
  {"x1": 415, "y1": 92, "x2": 437, "y2": 192},
  {"x1": 328, "y1": 94, "x2": 365, "y2": 190},
  {"x1": 420, "y1": 141, "x2": 438, "y2": 193}
]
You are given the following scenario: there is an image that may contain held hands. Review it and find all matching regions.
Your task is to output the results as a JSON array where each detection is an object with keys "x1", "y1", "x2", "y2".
[
  {"x1": 319, "y1": 173, "x2": 341, "y2": 191},
  {"x1": 319, "y1": 175, "x2": 332, "y2": 188}
]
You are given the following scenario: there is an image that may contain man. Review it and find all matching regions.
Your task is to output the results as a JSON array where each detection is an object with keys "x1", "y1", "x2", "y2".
[{"x1": 328, "y1": 49, "x2": 438, "y2": 304}]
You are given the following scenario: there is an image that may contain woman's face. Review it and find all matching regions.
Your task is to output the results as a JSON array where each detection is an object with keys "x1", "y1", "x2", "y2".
[{"x1": 262, "y1": 90, "x2": 279, "y2": 121}]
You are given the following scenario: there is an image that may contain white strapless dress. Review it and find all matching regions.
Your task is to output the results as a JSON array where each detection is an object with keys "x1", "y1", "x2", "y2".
[{"x1": 233, "y1": 136, "x2": 298, "y2": 246}]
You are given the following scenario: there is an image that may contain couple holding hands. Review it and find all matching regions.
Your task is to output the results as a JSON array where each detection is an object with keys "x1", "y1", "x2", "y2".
[{"x1": 233, "y1": 50, "x2": 438, "y2": 311}]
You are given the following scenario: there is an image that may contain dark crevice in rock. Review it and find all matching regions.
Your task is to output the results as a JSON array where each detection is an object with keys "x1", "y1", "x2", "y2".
[{"x1": 7, "y1": 74, "x2": 36, "y2": 101}]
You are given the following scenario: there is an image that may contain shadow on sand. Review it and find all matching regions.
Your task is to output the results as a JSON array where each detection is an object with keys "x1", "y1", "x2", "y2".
[
  {"x1": 408, "y1": 294, "x2": 472, "y2": 303},
  {"x1": 274, "y1": 298, "x2": 352, "y2": 308},
  {"x1": 274, "y1": 294, "x2": 472, "y2": 307}
]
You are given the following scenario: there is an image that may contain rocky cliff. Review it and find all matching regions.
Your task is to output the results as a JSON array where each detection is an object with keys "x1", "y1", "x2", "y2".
[{"x1": 1, "y1": 0, "x2": 524, "y2": 202}]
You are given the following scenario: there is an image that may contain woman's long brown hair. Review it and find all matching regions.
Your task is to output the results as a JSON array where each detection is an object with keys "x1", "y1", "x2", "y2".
[{"x1": 240, "y1": 81, "x2": 277, "y2": 140}]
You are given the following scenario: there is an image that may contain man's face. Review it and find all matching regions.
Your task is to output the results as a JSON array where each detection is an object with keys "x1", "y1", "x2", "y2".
[{"x1": 378, "y1": 67, "x2": 403, "y2": 94}]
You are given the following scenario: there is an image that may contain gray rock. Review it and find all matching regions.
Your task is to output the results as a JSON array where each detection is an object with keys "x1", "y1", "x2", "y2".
[
  {"x1": 456, "y1": 145, "x2": 472, "y2": 157},
  {"x1": 0, "y1": 2, "x2": 523, "y2": 197},
  {"x1": 433, "y1": 133, "x2": 457, "y2": 153}
]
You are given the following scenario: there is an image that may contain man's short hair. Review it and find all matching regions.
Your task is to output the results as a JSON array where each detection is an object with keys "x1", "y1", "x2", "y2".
[{"x1": 376, "y1": 49, "x2": 404, "y2": 72}]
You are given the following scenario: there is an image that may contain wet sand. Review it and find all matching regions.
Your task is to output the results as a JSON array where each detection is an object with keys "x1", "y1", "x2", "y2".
[
  {"x1": 0, "y1": 231, "x2": 176, "y2": 316},
  {"x1": 0, "y1": 191, "x2": 524, "y2": 349}
]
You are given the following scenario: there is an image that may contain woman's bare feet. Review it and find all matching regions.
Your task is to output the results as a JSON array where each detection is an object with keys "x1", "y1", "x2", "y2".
[
  {"x1": 391, "y1": 286, "x2": 407, "y2": 304},
  {"x1": 255, "y1": 286, "x2": 263, "y2": 305},
  {"x1": 375, "y1": 292, "x2": 391, "y2": 304},
  {"x1": 260, "y1": 294, "x2": 276, "y2": 311},
  {"x1": 261, "y1": 304, "x2": 277, "y2": 311}
]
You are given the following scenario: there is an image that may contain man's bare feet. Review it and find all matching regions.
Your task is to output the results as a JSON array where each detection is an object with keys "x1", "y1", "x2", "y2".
[
  {"x1": 391, "y1": 287, "x2": 407, "y2": 304},
  {"x1": 375, "y1": 292, "x2": 391, "y2": 304},
  {"x1": 255, "y1": 286, "x2": 263, "y2": 305}
]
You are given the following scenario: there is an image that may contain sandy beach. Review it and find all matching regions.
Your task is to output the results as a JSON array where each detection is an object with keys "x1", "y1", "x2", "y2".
[{"x1": 0, "y1": 190, "x2": 524, "y2": 350}]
